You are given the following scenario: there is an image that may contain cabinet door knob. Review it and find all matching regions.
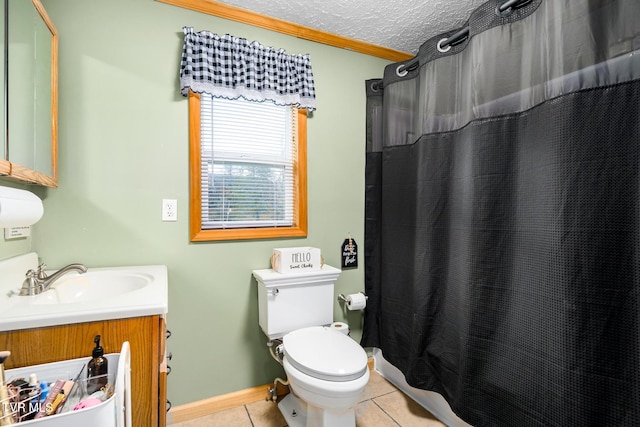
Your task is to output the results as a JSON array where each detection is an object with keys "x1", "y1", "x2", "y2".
[
  {"x1": 166, "y1": 329, "x2": 172, "y2": 339},
  {"x1": 167, "y1": 352, "x2": 173, "y2": 361}
]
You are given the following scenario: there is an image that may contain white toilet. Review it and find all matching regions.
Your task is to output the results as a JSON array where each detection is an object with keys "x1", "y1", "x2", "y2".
[{"x1": 253, "y1": 265, "x2": 369, "y2": 427}]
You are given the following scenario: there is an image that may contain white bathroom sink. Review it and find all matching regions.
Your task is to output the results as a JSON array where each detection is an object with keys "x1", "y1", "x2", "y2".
[
  {"x1": 31, "y1": 270, "x2": 153, "y2": 305},
  {"x1": 0, "y1": 253, "x2": 168, "y2": 332}
]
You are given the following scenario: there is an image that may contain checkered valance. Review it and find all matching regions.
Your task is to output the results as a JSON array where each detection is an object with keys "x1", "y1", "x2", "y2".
[{"x1": 180, "y1": 27, "x2": 316, "y2": 111}]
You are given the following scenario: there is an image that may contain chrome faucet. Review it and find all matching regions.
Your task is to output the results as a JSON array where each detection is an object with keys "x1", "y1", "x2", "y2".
[{"x1": 19, "y1": 263, "x2": 88, "y2": 296}]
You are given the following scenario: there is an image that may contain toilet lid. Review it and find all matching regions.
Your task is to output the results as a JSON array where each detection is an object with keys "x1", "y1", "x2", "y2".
[{"x1": 283, "y1": 326, "x2": 368, "y2": 382}]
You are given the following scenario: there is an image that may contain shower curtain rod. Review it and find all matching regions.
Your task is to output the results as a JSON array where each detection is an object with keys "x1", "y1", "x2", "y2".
[
  {"x1": 396, "y1": 0, "x2": 533, "y2": 77},
  {"x1": 499, "y1": 0, "x2": 533, "y2": 13}
]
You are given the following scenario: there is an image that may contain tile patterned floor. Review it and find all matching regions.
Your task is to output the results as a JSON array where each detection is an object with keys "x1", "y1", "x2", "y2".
[{"x1": 169, "y1": 370, "x2": 446, "y2": 427}]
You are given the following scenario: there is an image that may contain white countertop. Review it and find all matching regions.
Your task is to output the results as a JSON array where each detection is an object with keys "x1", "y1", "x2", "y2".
[{"x1": 0, "y1": 252, "x2": 168, "y2": 332}]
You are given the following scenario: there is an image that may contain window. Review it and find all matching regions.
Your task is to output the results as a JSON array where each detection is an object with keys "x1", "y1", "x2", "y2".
[{"x1": 189, "y1": 92, "x2": 307, "y2": 241}]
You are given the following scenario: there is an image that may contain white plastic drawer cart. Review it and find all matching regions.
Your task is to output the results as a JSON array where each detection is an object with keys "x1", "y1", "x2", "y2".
[{"x1": 1, "y1": 342, "x2": 131, "y2": 427}]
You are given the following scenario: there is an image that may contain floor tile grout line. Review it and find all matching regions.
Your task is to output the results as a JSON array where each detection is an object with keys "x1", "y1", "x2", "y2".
[
  {"x1": 372, "y1": 394, "x2": 403, "y2": 427},
  {"x1": 368, "y1": 388, "x2": 400, "y2": 401},
  {"x1": 243, "y1": 404, "x2": 255, "y2": 427},
  {"x1": 358, "y1": 382, "x2": 400, "y2": 403}
]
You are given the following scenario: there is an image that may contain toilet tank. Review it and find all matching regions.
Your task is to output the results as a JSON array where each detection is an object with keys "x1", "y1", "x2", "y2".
[{"x1": 253, "y1": 265, "x2": 342, "y2": 339}]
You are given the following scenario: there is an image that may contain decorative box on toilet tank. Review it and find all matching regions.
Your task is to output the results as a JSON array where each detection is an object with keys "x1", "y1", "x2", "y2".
[
  {"x1": 270, "y1": 247, "x2": 323, "y2": 273},
  {"x1": 253, "y1": 265, "x2": 342, "y2": 340}
]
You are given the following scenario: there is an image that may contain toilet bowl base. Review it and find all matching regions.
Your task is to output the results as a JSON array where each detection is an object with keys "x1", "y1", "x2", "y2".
[
  {"x1": 278, "y1": 393, "x2": 356, "y2": 427},
  {"x1": 278, "y1": 393, "x2": 306, "y2": 427}
]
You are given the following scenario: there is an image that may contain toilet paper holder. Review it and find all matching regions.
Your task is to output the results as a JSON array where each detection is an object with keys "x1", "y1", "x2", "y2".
[{"x1": 337, "y1": 292, "x2": 368, "y2": 303}]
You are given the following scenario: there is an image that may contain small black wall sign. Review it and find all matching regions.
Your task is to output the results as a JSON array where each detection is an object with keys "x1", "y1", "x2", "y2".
[{"x1": 341, "y1": 237, "x2": 358, "y2": 269}]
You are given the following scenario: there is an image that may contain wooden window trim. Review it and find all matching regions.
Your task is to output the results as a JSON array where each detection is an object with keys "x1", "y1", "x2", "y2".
[{"x1": 189, "y1": 92, "x2": 308, "y2": 242}]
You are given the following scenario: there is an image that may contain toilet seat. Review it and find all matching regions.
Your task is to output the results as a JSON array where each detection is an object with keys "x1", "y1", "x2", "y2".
[{"x1": 283, "y1": 326, "x2": 368, "y2": 382}]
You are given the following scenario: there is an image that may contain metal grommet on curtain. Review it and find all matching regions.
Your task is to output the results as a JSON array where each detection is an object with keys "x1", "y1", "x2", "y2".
[
  {"x1": 438, "y1": 27, "x2": 470, "y2": 53},
  {"x1": 396, "y1": 64, "x2": 409, "y2": 77},
  {"x1": 396, "y1": 59, "x2": 420, "y2": 77},
  {"x1": 437, "y1": 38, "x2": 452, "y2": 53},
  {"x1": 370, "y1": 81, "x2": 381, "y2": 92}
]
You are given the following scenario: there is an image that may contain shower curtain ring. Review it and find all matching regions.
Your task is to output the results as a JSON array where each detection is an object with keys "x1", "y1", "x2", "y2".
[{"x1": 437, "y1": 38, "x2": 452, "y2": 53}]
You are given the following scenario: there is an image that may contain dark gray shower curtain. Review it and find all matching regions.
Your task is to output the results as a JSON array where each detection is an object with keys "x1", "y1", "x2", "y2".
[{"x1": 362, "y1": 1, "x2": 640, "y2": 425}]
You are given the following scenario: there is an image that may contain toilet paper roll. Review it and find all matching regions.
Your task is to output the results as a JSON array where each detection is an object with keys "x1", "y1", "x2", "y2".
[
  {"x1": 346, "y1": 293, "x2": 367, "y2": 311},
  {"x1": 330, "y1": 322, "x2": 349, "y2": 335}
]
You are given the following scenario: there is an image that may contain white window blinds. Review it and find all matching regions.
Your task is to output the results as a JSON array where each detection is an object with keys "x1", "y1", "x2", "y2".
[{"x1": 200, "y1": 94, "x2": 297, "y2": 229}]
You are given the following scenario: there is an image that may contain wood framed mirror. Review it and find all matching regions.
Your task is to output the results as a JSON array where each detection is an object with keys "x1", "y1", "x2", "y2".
[{"x1": 1, "y1": 0, "x2": 57, "y2": 187}]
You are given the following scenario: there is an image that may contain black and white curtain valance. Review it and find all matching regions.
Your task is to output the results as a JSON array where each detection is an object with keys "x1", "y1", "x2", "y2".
[{"x1": 180, "y1": 27, "x2": 317, "y2": 111}]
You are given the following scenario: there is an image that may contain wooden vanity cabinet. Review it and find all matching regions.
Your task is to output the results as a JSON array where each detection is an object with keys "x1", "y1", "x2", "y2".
[{"x1": 0, "y1": 315, "x2": 167, "y2": 427}]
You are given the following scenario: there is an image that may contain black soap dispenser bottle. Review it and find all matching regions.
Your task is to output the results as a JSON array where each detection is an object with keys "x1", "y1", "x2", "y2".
[{"x1": 87, "y1": 335, "x2": 108, "y2": 394}]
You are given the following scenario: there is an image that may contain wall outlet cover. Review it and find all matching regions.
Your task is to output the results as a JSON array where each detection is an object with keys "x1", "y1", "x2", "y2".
[{"x1": 162, "y1": 199, "x2": 177, "y2": 221}]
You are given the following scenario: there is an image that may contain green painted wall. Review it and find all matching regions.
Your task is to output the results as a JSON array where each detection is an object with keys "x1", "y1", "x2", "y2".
[
  {"x1": 0, "y1": 236, "x2": 31, "y2": 260},
  {"x1": 27, "y1": 0, "x2": 390, "y2": 407}
]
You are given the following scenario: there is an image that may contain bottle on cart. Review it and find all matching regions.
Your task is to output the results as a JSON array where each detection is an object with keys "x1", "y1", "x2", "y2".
[{"x1": 86, "y1": 335, "x2": 108, "y2": 394}]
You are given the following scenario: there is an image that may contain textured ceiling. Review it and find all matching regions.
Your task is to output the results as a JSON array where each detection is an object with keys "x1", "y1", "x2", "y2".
[{"x1": 216, "y1": 0, "x2": 486, "y2": 55}]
